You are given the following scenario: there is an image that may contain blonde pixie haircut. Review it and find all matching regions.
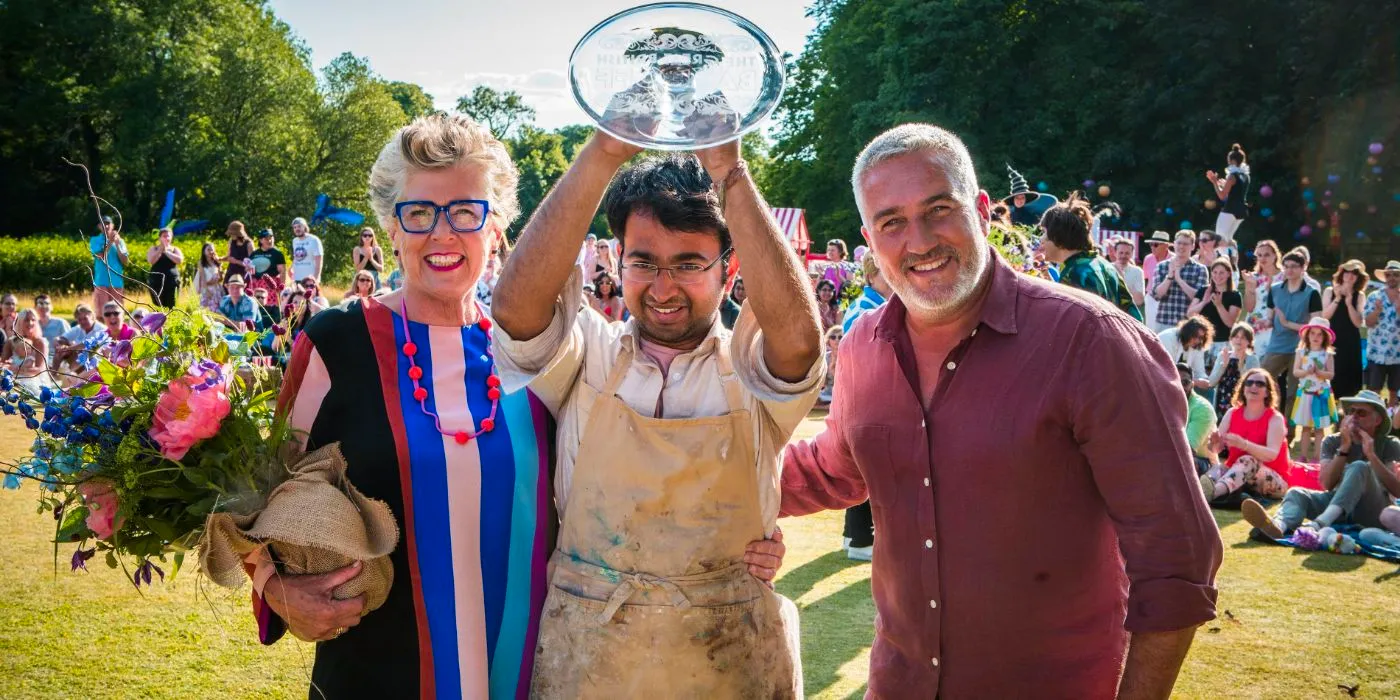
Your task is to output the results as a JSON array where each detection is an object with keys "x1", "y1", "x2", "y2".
[{"x1": 368, "y1": 114, "x2": 521, "y2": 232}]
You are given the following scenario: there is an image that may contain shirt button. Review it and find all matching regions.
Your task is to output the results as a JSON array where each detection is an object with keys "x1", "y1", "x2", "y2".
[
  {"x1": 932, "y1": 657, "x2": 940, "y2": 667},
  {"x1": 924, "y1": 539, "x2": 934, "y2": 549},
  {"x1": 923, "y1": 477, "x2": 930, "y2": 487},
  {"x1": 945, "y1": 361, "x2": 956, "y2": 371},
  {"x1": 929, "y1": 599, "x2": 937, "y2": 609}
]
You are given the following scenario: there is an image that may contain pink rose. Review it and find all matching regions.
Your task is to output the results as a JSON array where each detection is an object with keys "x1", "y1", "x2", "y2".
[
  {"x1": 78, "y1": 479, "x2": 126, "y2": 540},
  {"x1": 148, "y1": 376, "x2": 231, "y2": 461}
]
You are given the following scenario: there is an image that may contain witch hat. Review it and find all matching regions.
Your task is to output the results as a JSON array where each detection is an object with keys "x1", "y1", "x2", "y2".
[{"x1": 1003, "y1": 164, "x2": 1040, "y2": 204}]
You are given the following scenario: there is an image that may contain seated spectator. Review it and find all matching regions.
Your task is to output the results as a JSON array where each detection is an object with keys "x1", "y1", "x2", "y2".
[
  {"x1": 250, "y1": 287, "x2": 283, "y2": 356},
  {"x1": 32, "y1": 295, "x2": 69, "y2": 360},
  {"x1": 0, "y1": 294, "x2": 17, "y2": 346},
  {"x1": 1158, "y1": 315, "x2": 1214, "y2": 388},
  {"x1": 299, "y1": 277, "x2": 330, "y2": 316},
  {"x1": 1242, "y1": 390, "x2": 1400, "y2": 540},
  {"x1": 2, "y1": 309, "x2": 54, "y2": 393},
  {"x1": 342, "y1": 270, "x2": 377, "y2": 302},
  {"x1": 1207, "y1": 323, "x2": 1261, "y2": 416},
  {"x1": 1178, "y1": 362, "x2": 1219, "y2": 474},
  {"x1": 1200, "y1": 367, "x2": 1291, "y2": 502},
  {"x1": 53, "y1": 304, "x2": 107, "y2": 371},
  {"x1": 386, "y1": 265, "x2": 404, "y2": 291},
  {"x1": 217, "y1": 275, "x2": 258, "y2": 330},
  {"x1": 99, "y1": 302, "x2": 136, "y2": 342},
  {"x1": 815, "y1": 279, "x2": 841, "y2": 330},
  {"x1": 817, "y1": 324, "x2": 842, "y2": 408},
  {"x1": 590, "y1": 271, "x2": 625, "y2": 323}
]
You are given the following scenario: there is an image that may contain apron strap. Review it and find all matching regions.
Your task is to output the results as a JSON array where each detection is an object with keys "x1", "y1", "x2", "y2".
[
  {"x1": 601, "y1": 344, "x2": 635, "y2": 398},
  {"x1": 597, "y1": 572, "x2": 692, "y2": 624}
]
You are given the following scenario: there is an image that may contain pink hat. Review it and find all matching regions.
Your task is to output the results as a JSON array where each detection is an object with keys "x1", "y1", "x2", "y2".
[{"x1": 1298, "y1": 316, "x2": 1335, "y2": 344}]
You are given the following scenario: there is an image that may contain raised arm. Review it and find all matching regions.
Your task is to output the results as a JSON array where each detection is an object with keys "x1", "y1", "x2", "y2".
[
  {"x1": 696, "y1": 142, "x2": 821, "y2": 381},
  {"x1": 493, "y1": 134, "x2": 640, "y2": 341}
]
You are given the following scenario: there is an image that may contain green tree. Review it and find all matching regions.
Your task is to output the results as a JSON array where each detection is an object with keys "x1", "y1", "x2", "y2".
[
  {"x1": 455, "y1": 85, "x2": 536, "y2": 140},
  {"x1": 387, "y1": 81, "x2": 438, "y2": 121}
]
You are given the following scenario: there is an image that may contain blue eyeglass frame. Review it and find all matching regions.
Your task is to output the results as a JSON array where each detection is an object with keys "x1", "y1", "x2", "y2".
[{"x1": 394, "y1": 199, "x2": 491, "y2": 234}]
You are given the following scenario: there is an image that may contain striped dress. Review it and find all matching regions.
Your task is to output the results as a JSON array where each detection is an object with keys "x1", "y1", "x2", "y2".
[{"x1": 259, "y1": 297, "x2": 555, "y2": 699}]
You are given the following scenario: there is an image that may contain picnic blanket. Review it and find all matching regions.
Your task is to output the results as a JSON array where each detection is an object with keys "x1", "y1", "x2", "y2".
[{"x1": 1249, "y1": 524, "x2": 1400, "y2": 563}]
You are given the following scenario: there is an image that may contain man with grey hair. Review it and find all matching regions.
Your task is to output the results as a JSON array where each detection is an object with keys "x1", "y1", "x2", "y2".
[
  {"x1": 778, "y1": 123, "x2": 1222, "y2": 698},
  {"x1": 288, "y1": 216, "x2": 323, "y2": 283}
]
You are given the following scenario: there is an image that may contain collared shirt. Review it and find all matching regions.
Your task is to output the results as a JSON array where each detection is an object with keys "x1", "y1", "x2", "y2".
[
  {"x1": 1151, "y1": 258, "x2": 1208, "y2": 327},
  {"x1": 841, "y1": 285, "x2": 886, "y2": 334},
  {"x1": 60, "y1": 323, "x2": 107, "y2": 346},
  {"x1": 780, "y1": 256, "x2": 1222, "y2": 698},
  {"x1": 1158, "y1": 326, "x2": 1208, "y2": 381},
  {"x1": 493, "y1": 272, "x2": 824, "y2": 529},
  {"x1": 1265, "y1": 280, "x2": 1322, "y2": 355},
  {"x1": 1364, "y1": 290, "x2": 1400, "y2": 365},
  {"x1": 1060, "y1": 250, "x2": 1144, "y2": 322},
  {"x1": 218, "y1": 295, "x2": 258, "y2": 324}
]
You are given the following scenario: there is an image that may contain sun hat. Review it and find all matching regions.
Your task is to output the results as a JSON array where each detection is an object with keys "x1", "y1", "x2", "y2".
[
  {"x1": 226, "y1": 274, "x2": 247, "y2": 287},
  {"x1": 1339, "y1": 390, "x2": 1388, "y2": 418},
  {"x1": 1298, "y1": 316, "x2": 1335, "y2": 344},
  {"x1": 1146, "y1": 230, "x2": 1172, "y2": 245},
  {"x1": 1373, "y1": 260, "x2": 1400, "y2": 282},
  {"x1": 1002, "y1": 164, "x2": 1040, "y2": 204}
]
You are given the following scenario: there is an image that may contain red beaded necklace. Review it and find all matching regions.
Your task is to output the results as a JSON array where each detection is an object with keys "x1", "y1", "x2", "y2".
[{"x1": 398, "y1": 296, "x2": 501, "y2": 445}]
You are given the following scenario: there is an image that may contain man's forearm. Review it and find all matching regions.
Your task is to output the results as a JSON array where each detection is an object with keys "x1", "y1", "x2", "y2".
[
  {"x1": 1117, "y1": 627, "x2": 1196, "y2": 700},
  {"x1": 493, "y1": 138, "x2": 627, "y2": 341},
  {"x1": 719, "y1": 170, "x2": 821, "y2": 381}
]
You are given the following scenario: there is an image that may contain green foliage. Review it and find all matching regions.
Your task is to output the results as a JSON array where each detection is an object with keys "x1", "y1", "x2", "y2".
[
  {"x1": 0, "y1": 0, "x2": 418, "y2": 242},
  {"x1": 387, "y1": 81, "x2": 439, "y2": 120},
  {"x1": 768, "y1": 0, "x2": 1400, "y2": 263},
  {"x1": 455, "y1": 85, "x2": 537, "y2": 140}
]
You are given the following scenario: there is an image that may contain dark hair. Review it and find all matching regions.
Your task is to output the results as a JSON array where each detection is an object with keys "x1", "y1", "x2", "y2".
[
  {"x1": 1229, "y1": 322, "x2": 1255, "y2": 351},
  {"x1": 1039, "y1": 192, "x2": 1094, "y2": 253},
  {"x1": 593, "y1": 271, "x2": 622, "y2": 300},
  {"x1": 990, "y1": 203, "x2": 1011, "y2": 226},
  {"x1": 1208, "y1": 259, "x2": 1236, "y2": 292},
  {"x1": 35, "y1": 294, "x2": 50, "y2": 303},
  {"x1": 201, "y1": 241, "x2": 219, "y2": 267},
  {"x1": 1175, "y1": 361, "x2": 1192, "y2": 378},
  {"x1": 603, "y1": 154, "x2": 732, "y2": 257},
  {"x1": 1227, "y1": 143, "x2": 1247, "y2": 166},
  {"x1": 1332, "y1": 259, "x2": 1367, "y2": 290},
  {"x1": 1282, "y1": 250, "x2": 1308, "y2": 268},
  {"x1": 1178, "y1": 315, "x2": 1215, "y2": 347},
  {"x1": 1198, "y1": 229, "x2": 1219, "y2": 244},
  {"x1": 1232, "y1": 367, "x2": 1277, "y2": 410},
  {"x1": 815, "y1": 279, "x2": 838, "y2": 307}
]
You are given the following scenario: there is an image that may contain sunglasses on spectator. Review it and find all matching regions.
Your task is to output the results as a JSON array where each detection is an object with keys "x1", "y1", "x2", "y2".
[
  {"x1": 104, "y1": 311, "x2": 121, "y2": 318},
  {"x1": 1241, "y1": 379, "x2": 1268, "y2": 388}
]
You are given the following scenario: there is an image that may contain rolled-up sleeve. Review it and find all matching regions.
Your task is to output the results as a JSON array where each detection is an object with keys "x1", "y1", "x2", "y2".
[
  {"x1": 730, "y1": 302, "x2": 825, "y2": 434},
  {"x1": 780, "y1": 337, "x2": 867, "y2": 517},
  {"x1": 491, "y1": 268, "x2": 588, "y2": 413},
  {"x1": 1072, "y1": 314, "x2": 1223, "y2": 633}
]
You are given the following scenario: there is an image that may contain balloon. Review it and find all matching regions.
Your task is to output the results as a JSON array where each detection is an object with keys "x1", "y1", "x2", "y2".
[
  {"x1": 1302, "y1": 177, "x2": 1311, "y2": 186},
  {"x1": 1204, "y1": 199, "x2": 1217, "y2": 210},
  {"x1": 1083, "y1": 179, "x2": 1095, "y2": 188},
  {"x1": 1368, "y1": 156, "x2": 1379, "y2": 166},
  {"x1": 1340, "y1": 202, "x2": 1351, "y2": 210},
  {"x1": 1294, "y1": 231, "x2": 1305, "y2": 240},
  {"x1": 1394, "y1": 193, "x2": 1400, "y2": 202},
  {"x1": 1356, "y1": 231, "x2": 1366, "y2": 239},
  {"x1": 1180, "y1": 220, "x2": 1193, "y2": 229},
  {"x1": 1165, "y1": 207, "x2": 1175, "y2": 215},
  {"x1": 1098, "y1": 185, "x2": 1110, "y2": 198},
  {"x1": 1302, "y1": 189, "x2": 1314, "y2": 200},
  {"x1": 1375, "y1": 166, "x2": 1384, "y2": 174},
  {"x1": 1328, "y1": 174, "x2": 1340, "y2": 184},
  {"x1": 1259, "y1": 185, "x2": 1273, "y2": 198},
  {"x1": 1317, "y1": 219, "x2": 1327, "y2": 228},
  {"x1": 1307, "y1": 202, "x2": 1317, "y2": 211},
  {"x1": 1260, "y1": 208, "x2": 1273, "y2": 217},
  {"x1": 1300, "y1": 225, "x2": 1313, "y2": 236},
  {"x1": 1036, "y1": 181, "x2": 1048, "y2": 192},
  {"x1": 1371, "y1": 142, "x2": 1385, "y2": 155},
  {"x1": 1394, "y1": 225, "x2": 1400, "y2": 236},
  {"x1": 1324, "y1": 190, "x2": 1333, "y2": 197},
  {"x1": 1368, "y1": 205, "x2": 1378, "y2": 214}
]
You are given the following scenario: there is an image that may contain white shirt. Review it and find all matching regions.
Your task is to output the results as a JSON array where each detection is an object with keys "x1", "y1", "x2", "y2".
[
  {"x1": 493, "y1": 271, "x2": 825, "y2": 530},
  {"x1": 1157, "y1": 326, "x2": 1207, "y2": 381},
  {"x1": 1116, "y1": 263, "x2": 1145, "y2": 305},
  {"x1": 290, "y1": 234, "x2": 323, "y2": 281},
  {"x1": 60, "y1": 323, "x2": 107, "y2": 346}
]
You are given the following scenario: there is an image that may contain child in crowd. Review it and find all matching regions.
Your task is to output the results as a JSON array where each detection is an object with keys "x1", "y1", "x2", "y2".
[
  {"x1": 1208, "y1": 323, "x2": 1260, "y2": 417},
  {"x1": 1292, "y1": 317, "x2": 1337, "y2": 462}
]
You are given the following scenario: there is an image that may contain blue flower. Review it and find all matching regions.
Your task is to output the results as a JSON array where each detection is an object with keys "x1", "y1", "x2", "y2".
[
  {"x1": 24, "y1": 418, "x2": 39, "y2": 430},
  {"x1": 43, "y1": 403, "x2": 61, "y2": 422},
  {"x1": 2, "y1": 473, "x2": 20, "y2": 490},
  {"x1": 17, "y1": 401, "x2": 33, "y2": 418},
  {"x1": 82, "y1": 426, "x2": 101, "y2": 440},
  {"x1": 65, "y1": 429, "x2": 85, "y2": 444},
  {"x1": 71, "y1": 406, "x2": 92, "y2": 424},
  {"x1": 140, "y1": 312, "x2": 167, "y2": 335},
  {"x1": 39, "y1": 386, "x2": 53, "y2": 403},
  {"x1": 71, "y1": 548, "x2": 96, "y2": 572},
  {"x1": 1, "y1": 403, "x2": 14, "y2": 416},
  {"x1": 98, "y1": 412, "x2": 117, "y2": 429}
]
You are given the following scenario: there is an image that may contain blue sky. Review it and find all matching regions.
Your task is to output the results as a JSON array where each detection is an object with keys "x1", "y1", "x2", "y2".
[{"x1": 266, "y1": 0, "x2": 816, "y2": 129}]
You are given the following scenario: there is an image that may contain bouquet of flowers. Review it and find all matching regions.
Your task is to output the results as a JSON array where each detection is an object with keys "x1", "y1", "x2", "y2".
[
  {"x1": 0, "y1": 307, "x2": 291, "y2": 586},
  {"x1": 989, "y1": 223, "x2": 1055, "y2": 280}
]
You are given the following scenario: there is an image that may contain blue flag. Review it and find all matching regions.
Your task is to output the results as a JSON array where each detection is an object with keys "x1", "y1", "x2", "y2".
[
  {"x1": 311, "y1": 193, "x2": 366, "y2": 228},
  {"x1": 159, "y1": 189, "x2": 176, "y2": 228}
]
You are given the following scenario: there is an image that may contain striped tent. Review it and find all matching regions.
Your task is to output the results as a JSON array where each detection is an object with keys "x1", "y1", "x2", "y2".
[
  {"x1": 771, "y1": 208, "x2": 810, "y2": 256},
  {"x1": 1095, "y1": 228, "x2": 1142, "y2": 262}
]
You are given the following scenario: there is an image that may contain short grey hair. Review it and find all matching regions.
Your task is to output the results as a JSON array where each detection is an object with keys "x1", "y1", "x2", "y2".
[
  {"x1": 368, "y1": 113, "x2": 521, "y2": 232},
  {"x1": 851, "y1": 123, "x2": 979, "y2": 219}
]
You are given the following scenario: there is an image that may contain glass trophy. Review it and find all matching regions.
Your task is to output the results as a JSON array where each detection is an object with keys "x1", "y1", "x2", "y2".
[{"x1": 569, "y1": 2, "x2": 785, "y2": 150}]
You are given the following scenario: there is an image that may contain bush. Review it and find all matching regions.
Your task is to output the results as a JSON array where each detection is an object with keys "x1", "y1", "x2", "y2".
[{"x1": 0, "y1": 233, "x2": 172, "y2": 293}]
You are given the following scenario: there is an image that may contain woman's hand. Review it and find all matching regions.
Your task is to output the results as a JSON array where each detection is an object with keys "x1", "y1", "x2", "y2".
[{"x1": 261, "y1": 561, "x2": 368, "y2": 642}]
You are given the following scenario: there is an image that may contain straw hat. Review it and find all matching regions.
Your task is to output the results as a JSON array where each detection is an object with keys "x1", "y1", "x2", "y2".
[{"x1": 1373, "y1": 260, "x2": 1400, "y2": 282}]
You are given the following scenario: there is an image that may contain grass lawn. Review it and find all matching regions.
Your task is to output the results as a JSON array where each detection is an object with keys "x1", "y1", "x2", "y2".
[{"x1": 1, "y1": 414, "x2": 1397, "y2": 698}]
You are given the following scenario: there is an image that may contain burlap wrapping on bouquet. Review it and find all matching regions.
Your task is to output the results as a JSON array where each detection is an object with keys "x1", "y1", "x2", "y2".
[{"x1": 199, "y1": 443, "x2": 400, "y2": 612}]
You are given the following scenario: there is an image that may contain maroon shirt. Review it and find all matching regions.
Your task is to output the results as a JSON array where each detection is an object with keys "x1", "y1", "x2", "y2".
[{"x1": 781, "y1": 256, "x2": 1222, "y2": 699}]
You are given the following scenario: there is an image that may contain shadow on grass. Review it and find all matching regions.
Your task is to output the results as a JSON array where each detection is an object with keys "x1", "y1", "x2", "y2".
[
  {"x1": 1376, "y1": 567, "x2": 1400, "y2": 583},
  {"x1": 843, "y1": 684, "x2": 870, "y2": 700},
  {"x1": 1298, "y1": 549, "x2": 1368, "y2": 572},
  {"x1": 798, "y1": 576, "x2": 874, "y2": 698},
  {"x1": 778, "y1": 549, "x2": 865, "y2": 603}
]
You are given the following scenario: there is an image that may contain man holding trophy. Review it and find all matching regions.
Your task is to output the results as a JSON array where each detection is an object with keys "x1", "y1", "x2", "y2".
[{"x1": 491, "y1": 29, "x2": 821, "y2": 696}]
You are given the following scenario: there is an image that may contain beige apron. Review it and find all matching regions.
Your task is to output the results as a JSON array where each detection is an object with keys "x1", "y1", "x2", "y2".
[{"x1": 530, "y1": 344, "x2": 801, "y2": 699}]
